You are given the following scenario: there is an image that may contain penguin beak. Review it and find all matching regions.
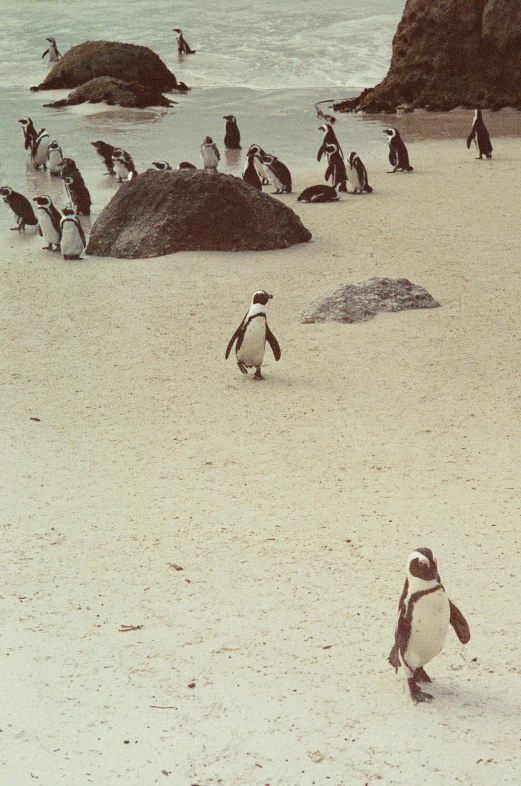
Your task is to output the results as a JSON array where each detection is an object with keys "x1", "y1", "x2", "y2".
[{"x1": 268, "y1": 293, "x2": 273, "y2": 299}]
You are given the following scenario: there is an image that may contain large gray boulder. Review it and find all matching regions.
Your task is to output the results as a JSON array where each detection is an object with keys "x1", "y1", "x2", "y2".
[{"x1": 87, "y1": 169, "x2": 312, "y2": 259}]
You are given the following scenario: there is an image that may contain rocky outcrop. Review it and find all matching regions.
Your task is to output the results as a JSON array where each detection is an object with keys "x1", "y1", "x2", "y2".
[
  {"x1": 334, "y1": 0, "x2": 521, "y2": 113},
  {"x1": 42, "y1": 77, "x2": 175, "y2": 109},
  {"x1": 87, "y1": 169, "x2": 312, "y2": 259},
  {"x1": 31, "y1": 41, "x2": 188, "y2": 93},
  {"x1": 300, "y1": 278, "x2": 440, "y2": 323}
]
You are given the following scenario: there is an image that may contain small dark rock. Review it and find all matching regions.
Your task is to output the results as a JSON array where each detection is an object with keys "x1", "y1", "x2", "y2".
[
  {"x1": 43, "y1": 77, "x2": 175, "y2": 109},
  {"x1": 300, "y1": 278, "x2": 440, "y2": 323}
]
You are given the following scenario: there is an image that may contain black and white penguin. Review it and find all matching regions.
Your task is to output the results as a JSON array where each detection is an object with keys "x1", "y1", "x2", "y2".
[
  {"x1": 318, "y1": 122, "x2": 343, "y2": 162},
  {"x1": 91, "y1": 141, "x2": 118, "y2": 175},
  {"x1": 18, "y1": 118, "x2": 39, "y2": 152},
  {"x1": 60, "y1": 159, "x2": 91, "y2": 216},
  {"x1": 466, "y1": 109, "x2": 493, "y2": 159},
  {"x1": 324, "y1": 142, "x2": 347, "y2": 192},
  {"x1": 223, "y1": 115, "x2": 241, "y2": 149},
  {"x1": 242, "y1": 151, "x2": 262, "y2": 190},
  {"x1": 383, "y1": 128, "x2": 413, "y2": 172},
  {"x1": 178, "y1": 161, "x2": 197, "y2": 170},
  {"x1": 346, "y1": 151, "x2": 373, "y2": 194},
  {"x1": 60, "y1": 207, "x2": 86, "y2": 260},
  {"x1": 247, "y1": 144, "x2": 270, "y2": 185},
  {"x1": 0, "y1": 186, "x2": 38, "y2": 231},
  {"x1": 33, "y1": 195, "x2": 62, "y2": 250},
  {"x1": 152, "y1": 161, "x2": 172, "y2": 171},
  {"x1": 297, "y1": 183, "x2": 341, "y2": 202},
  {"x1": 200, "y1": 137, "x2": 220, "y2": 170},
  {"x1": 173, "y1": 28, "x2": 196, "y2": 54},
  {"x1": 42, "y1": 37, "x2": 61, "y2": 62},
  {"x1": 389, "y1": 548, "x2": 471, "y2": 703},
  {"x1": 260, "y1": 154, "x2": 292, "y2": 194},
  {"x1": 112, "y1": 149, "x2": 137, "y2": 182},
  {"x1": 47, "y1": 141, "x2": 63, "y2": 176},
  {"x1": 225, "y1": 291, "x2": 281, "y2": 381},
  {"x1": 31, "y1": 129, "x2": 50, "y2": 170}
]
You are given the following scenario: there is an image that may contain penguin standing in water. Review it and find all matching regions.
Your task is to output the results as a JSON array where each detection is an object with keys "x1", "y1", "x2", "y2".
[
  {"x1": 318, "y1": 122, "x2": 343, "y2": 162},
  {"x1": 60, "y1": 207, "x2": 86, "y2": 260},
  {"x1": 247, "y1": 144, "x2": 269, "y2": 185},
  {"x1": 33, "y1": 195, "x2": 62, "y2": 250},
  {"x1": 31, "y1": 129, "x2": 50, "y2": 170},
  {"x1": 389, "y1": 548, "x2": 471, "y2": 703},
  {"x1": 47, "y1": 141, "x2": 63, "y2": 175},
  {"x1": 112, "y1": 149, "x2": 138, "y2": 182},
  {"x1": 324, "y1": 142, "x2": 347, "y2": 192},
  {"x1": 225, "y1": 291, "x2": 281, "y2": 381},
  {"x1": 18, "y1": 118, "x2": 39, "y2": 152},
  {"x1": 91, "y1": 141, "x2": 118, "y2": 175},
  {"x1": 346, "y1": 151, "x2": 373, "y2": 194},
  {"x1": 200, "y1": 136, "x2": 220, "y2": 170},
  {"x1": 384, "y1": 128, "x2": 413, "y2": 172},
  {"x1": 173, "y1": 28, "x2": 196, "y2": 54},
  {"x1": 466, "y1": 109, "x2": 493, "y2": 159},
  {"x1": 242, "y1": 150, "x2": 262, "y2": 190},
  {"x1": 260, "y1": 153, "x2": 292, "y2": 194},
  {"x1": 223, "y1": 115, "x2": 241, "y2": 149},
  {"x1": 60, "y1": 159, "x2": 91, "y2": 216},
  {"x1": 0, "y1": 186, "x2": 38, "y2": 231},
  {"x1": 42, "y1": 37, "x2": 61, "y2": 62}
]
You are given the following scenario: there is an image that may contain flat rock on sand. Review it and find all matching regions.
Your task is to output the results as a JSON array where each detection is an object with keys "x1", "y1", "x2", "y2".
[
  {"x1": 300, "y1": 277, "x2": 440, "y2": 323},
  {"x1": 42, "y1": 77, "x2": 175, "y2": 109},
  {"x1": 87, "y1": 169, "x2": 312, "y2": 259}
]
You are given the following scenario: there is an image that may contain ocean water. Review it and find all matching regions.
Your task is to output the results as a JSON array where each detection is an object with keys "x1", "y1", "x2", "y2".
[{"x1": 0, "y1": 0, "x2": 405, "y2": 232}]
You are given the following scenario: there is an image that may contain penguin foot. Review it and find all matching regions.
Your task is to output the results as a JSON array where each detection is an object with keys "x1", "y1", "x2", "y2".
[
  {"x1": 413, "y1": 667, "x2": 432, "y2": 683},
  {"x1": 253, "y1": 368, "x2": 264, "y2": 381},
  {"x1": 408, "y1": 678, "x2": 433, "y2": 703},
  {"x1": 10, "y1": 226, "x2": 22, "y2": 231},
  {"x1": 237, "y1": 361, "x2": 249, "y2": 375},
  {"x1": 42, "y1": 245, "x2": 53, "y2": 251},
  {"x1": 386, "y1": 169, "x2": 397, "y2": 174}
]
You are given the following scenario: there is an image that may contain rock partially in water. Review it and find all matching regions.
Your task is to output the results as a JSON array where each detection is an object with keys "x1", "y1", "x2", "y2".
[
  {"x1": 31, "y1": 40, "x2": 187, "y2": 93},
  {"x1": 300, "y1": 278, "x2": 440, "y2": 323},
  {"x1": 87, "y1": 169, "x2": 312, "y2": 259},
  {"x1": 42, "y1": 77, "x2": 175, "y2": 109}
]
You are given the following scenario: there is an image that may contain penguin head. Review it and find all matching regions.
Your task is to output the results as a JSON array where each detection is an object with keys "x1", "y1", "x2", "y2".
[
  {"x1": 152, "y1": 161, "x2": 172, "y2": 171},
  {"x1": 383, "y1": 128, "x2": 398, "y2": 138},
  {"x1": 49, "y1": 140, "x2": 61, "y2": 151},
  {"x1": 33, "y1": 195, "x2": 52, "y2": 207},
  {"x1": 173, "y1": 28, "x2": 182, "y2": 33},
  {"x1": 62, "y1": 206, "x2": 76, "y2": 217},
  {"x1": 260, "y1": 153, "x2": 275, "y2": 164},
  {"x1": 223, "y1": 115, "x2": 236, "y2": 123},
  {"x1": 178, "y1": 161, "x2": 197, "y2": 169},
  {"x1": 248, "y1": 144, "x2": 264, "y2": 157},
  {"x1": 252, "y1": 290, "x2": 272, "y2": 305},
  {"x1": 407, "y1": 548, "x2": 440, "y2": 582},
  {"x1": 474, "y1": 109, "x2": 482, "y2": 120},
  {"x1": 349, "y1": 151, "x2": 358, "y2": 165},
  {"x1": 319, "y1": 123, "x2": 332, "y2": 133},
  {"x1": 46, "y1": 37, "x2": 56, "y2": 45},
  {"x1": 18, "y1": 118, "x2": 31, "y2": 127},
  {"x1": 0, "y1": 186, "x2": 13, "y2": 198},
  {"x1": 202, "y1": 136, "x2": 213, "y2": 145},
  {"x1": 112, "y1": 149, "x2": 124, "y2": 159},
  {"x1": 59, "y1": 157, "x2": 76, "y2": 171}
]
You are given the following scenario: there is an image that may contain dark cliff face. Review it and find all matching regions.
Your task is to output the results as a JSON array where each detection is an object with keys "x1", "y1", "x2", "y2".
[{"x1": 336, "y1": 0, "x2": 521, "y2": 113}]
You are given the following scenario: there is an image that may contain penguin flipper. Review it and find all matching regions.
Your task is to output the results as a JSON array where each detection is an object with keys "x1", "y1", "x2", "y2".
[
  {"x1": 266, "y1": 326, "x2": 281, "y2": 361},
  {"x1": 324, "y1": 162, "x2": 333, "y2": 182},
  {"x1": 225, "y1": 317, "x2": 246, "y2": 359},
  {"x1": 42, "y1": 48, "x2": 49, "y2": 59},
  {"x1": 77, "y1": 219, "x2": 86, "y2": 247},
  {"x1": 449, "y1": 600, "x2": 470, "y2": 644},
  {"x1": 317, "y1": 143, "x2": 326, "y2": 163},
  {"x1": 389, "y1": 149, "x2": 398, "y2": 167},
  {"x1": 388, "y1": 643, "x2": 400, "y2": 671},
  {"x1": 466, "y1": 131, "x2": 475, "y2": 149}
]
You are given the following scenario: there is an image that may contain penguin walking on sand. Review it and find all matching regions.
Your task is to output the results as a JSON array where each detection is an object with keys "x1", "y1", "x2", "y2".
[
  {"x1": 389, "y1": 548, "x2": 471, "y2": 703},
  {"x1": 112, "y1": 149, "x2": 137, "y2": 182},
  {"x1": 42, "y1": 37, "x2": 61, "y2": 62},
  {"x1": 297, "y1": 183, "x2": 341, "y2": 202},
  {"x1": 173, "y1": 28, "x2": 196, "y2": 54},
  {"x1": 260, "y1": 153, "x2": 292, "y2": 194},
  {"x1": 60, "y1": 207, "x2": 86, "y2": 260},
  {"x1": 247, "y1": 144, "x2": 269, "y2": 185},
  {"x1": 242, "y1": 151, "x2": 262, "y2": 190},
  {"x1": 47, "y1": 141, "x2": 63, "y2": 175},
  {"x1": 0, "y1": 186, "x2": 38, "y2": 231},
  {"x1": 91, "y1": 141, "x2": 118, "y2": 175},
  {"x1": 225, "y1": 290, "x2": 281, "y2": 381},
  {"x1": 152, "y1": 161, "x2": 172, "y2": 171},
  {"x1": 201, "y1": 137, "x2": 220, "y2": 170},
  {"x1": 318, "y1": 122, "x2": 343, "y2": 162},
  {"x1": 31, "y1": 129, "x2": 50, "y2": 170},
  {"x1": 223, "y1": 115, "x2": 241, "y2": 149},
  {"x1": 346, "y1": 152, "x2": 373, "y2": 194},
  {"x1": 324, "y1": 142, "x2": 347, "y2": 192},
  {"x1": 467, "y1": 110, "x2": 493, "y2": 159},
  {"x1": 60, "y1": 159, "x2": 91, "y2": 216},
  {"x1": 33, "y1": 195, "x2": 62, "y2": 250},
  {"x1": 18, "y1": 118, "x2": 39, "y2": 152},
  {"x1": 384, "y1": 128, "x2": 413, "y2": 172}
]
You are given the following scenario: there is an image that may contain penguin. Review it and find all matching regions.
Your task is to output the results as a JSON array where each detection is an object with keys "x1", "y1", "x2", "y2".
[
  {"x1": 324, "y1": 142, "x2": 347, "y2": 192},
  {"x1": 223, "y1": 115, "x2": 241, "y2": 149},
  {"x1": 112, "y1": 149, "x2": 138, "y2": 182},
  {"x1": 466, "y1": 109, "x2": 493, "y2": 159},
  {"x1": 178, "y1": 161, "x2": 197, "y2": 170},
  {"x1": 247, "y1": 144, "x2": 270, "y2": 185},
  {"x1": 152, "y1": 161, "x2": 172, "y2": 171},
  {"x1": 383, "y1": 128, "x2": 413, "y2": 172},
  {"x1": 173, "y1": 28, "x2": 196, "y2": 54},
  {"x1": 225, "y1": 290, "x2": 281, "y2": 381},
  {"x1": 0, "y1": 186, "x2": 38, "y2": 231},
  {"x1": 91, "y1": 141, "x2": 118, "y2": 175},
  {"x1": 260, "y1": 153, "x2": 292, "y2": 194},
  {"x1": 318, "y1": 122, "x2": 343, "y2": 162},
  {"x1": 59, "y1": 159, "x2": 91, "y2": 216},
  {"x1": 346, "y1": 151, "x2": 373, "y2": 194},
  {"x1": 242, "y1": 151, "x2": 262, "y2": 190},
  {"x1": 389, "y1": 548, "x2": 471, "y2": 703},
  {"x1": 42, "y1": 37, "x2": 61, "y2": 62},
  {"x1": 297, "y1": 183, "x2": 341, "y2": 202},
  {"x1": 18, "y1": 118, "x2": 39, "y2": 152},
  {"x1": 31, "y1": 129, "x2": 50, "y2": 170},
  {"x1": 60, "y1": 207, "x2": 86, "y2": 260},
  {"x1": 33, "y1": 195, "x2": 62, "y2": 250},
  {"x1": 200, "y1": 137, "x2": 220, "y2": 170},
  {"x1": 47, "y1": 141, "x2": 63, "y2": 176}
]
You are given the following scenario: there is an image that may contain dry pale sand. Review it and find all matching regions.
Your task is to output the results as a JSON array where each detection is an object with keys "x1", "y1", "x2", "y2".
[{"x1": 2, "y1": 137, "x2": 521, "y2": 785}]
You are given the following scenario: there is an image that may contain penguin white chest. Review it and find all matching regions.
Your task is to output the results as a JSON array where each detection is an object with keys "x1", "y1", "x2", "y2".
[
  {"x1": 404, "y1": 590, "x2": 450, "y2": 671},
  {"x1": 48, "y1": 149, "x2": 63, "y2": 174},
  {"x1": 33, "y1": 140, "x2": 50, "y2": 167},
  {"x1": 114, "y1": 160, "x2": 130, "y2": 181},
  {"x1": 347, "y1": 165, "x2": 362, "y2": 191},
  {"x1": 61, "y1": 221, "x2": 84, "y2": 256},
  {"x1": 202, "y1": 148, "x2": 218, "y2": 169},
  {"x1": 38, "y1": 211, "x2": 60, "y2": 245},
  {"x1": 237, "y1": 317, "x2": 266, "y2": 367},
  {"x1": 265, "y1": 166, "x2": 282, "y2": 190}
]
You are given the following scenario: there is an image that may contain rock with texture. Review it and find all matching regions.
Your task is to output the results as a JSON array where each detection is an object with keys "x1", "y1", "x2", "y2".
[
  {"x1": 87, "y1": 169, "x2": 312, "y2": 259},
  {"x1": 300, "y1": 278, "x2": 440, "y2": 323},
  {"x1": 42, "y1": 77, "x2": 175, "y2": 108},
  {"x1": 31, "y1": 40, "x2": 186, "y2": 92},
  {"x1": 334, "y1": 0, "x2": 521, "y2": 113}
]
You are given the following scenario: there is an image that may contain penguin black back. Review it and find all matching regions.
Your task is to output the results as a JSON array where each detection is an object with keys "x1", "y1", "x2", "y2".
[
  {"x1": 223, "y1": 115, "x2": 241, "y2": 149},
  {"x1": 466, "y1": 110, "x2": 493, "y2": 159}
]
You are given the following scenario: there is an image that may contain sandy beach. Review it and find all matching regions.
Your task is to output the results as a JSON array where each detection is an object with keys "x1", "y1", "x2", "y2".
[{"x1": 2, "y1": 135, "x2": 521, "y2": 784}]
